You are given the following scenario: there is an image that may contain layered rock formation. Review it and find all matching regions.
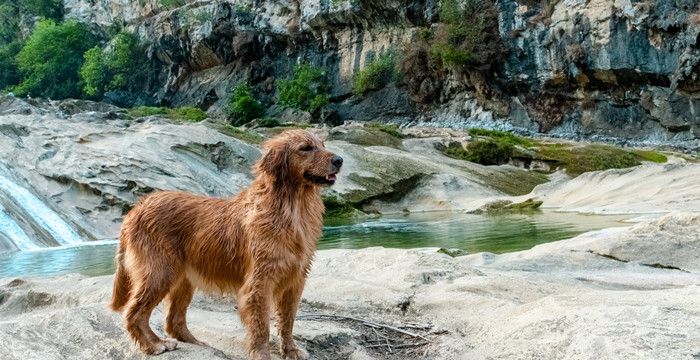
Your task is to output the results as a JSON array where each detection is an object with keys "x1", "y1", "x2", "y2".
[{"x1": 60, "y1": 0, "x2": 699, "y2": 148}]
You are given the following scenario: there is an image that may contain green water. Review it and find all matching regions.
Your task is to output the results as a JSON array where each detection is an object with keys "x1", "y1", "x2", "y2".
[{"x1": 0, "y1": 211, "x2": 629, "y2": 278}]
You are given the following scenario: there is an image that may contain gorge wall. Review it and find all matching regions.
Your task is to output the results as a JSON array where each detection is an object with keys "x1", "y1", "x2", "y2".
[{"x1": 61, "y1": 0, "x2": 699, "y2": 148}]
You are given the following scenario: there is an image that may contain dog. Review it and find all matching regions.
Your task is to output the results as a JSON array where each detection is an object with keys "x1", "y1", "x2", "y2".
[{"x1": 110, "y1": 129, "x2": 342, "y2": 360}]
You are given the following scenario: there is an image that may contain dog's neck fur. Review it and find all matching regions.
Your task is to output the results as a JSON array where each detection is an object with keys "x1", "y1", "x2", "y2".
[{"x1": 247, "y1": 173, "x2": 324, "y2": 222}]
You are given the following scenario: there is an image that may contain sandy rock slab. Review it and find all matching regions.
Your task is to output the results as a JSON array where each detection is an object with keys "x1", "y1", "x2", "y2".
[{"x1": 1, "y1": 214, "x2": 699, "y2": 359}]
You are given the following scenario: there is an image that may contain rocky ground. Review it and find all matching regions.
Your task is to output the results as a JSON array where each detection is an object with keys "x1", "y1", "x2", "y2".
[
  {"x1": 0, "y1": 212, "x2": 698, "y2": 360},
  {"x1": 1, "y1": 98, "x2": 699, "y2": 359}
]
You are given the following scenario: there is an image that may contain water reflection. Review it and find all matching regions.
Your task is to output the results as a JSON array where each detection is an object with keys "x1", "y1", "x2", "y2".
[{"x1": 0, "y1": 211, "x2": 629, "y2": 278}]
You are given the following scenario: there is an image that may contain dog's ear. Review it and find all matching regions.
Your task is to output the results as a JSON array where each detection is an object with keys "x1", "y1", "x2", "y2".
[{"x1": 255, "y1": 139, "x2": 288, "y2": 181}]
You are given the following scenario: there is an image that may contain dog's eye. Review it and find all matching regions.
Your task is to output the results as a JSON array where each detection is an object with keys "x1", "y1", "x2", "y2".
[{"x1": 299, "y1": 145, "x2": 314, "y2": 152}]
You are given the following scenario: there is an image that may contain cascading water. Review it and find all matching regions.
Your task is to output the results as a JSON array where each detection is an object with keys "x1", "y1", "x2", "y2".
[{"x1": 0, "y1": 174, "x2": 83, "y2": 251}]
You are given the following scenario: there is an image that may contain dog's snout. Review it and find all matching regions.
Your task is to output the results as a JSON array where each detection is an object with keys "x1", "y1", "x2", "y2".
[{"x1": 331, "y1": 155, "x2": 343, "y2": 168}]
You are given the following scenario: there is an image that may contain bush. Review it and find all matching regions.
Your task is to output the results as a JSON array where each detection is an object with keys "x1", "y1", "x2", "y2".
[
  {"x1": 430, "y1": 0, "x2": 485, "y2": 69},
  {"x1": 256, "y1": 117, "x2": 281, "y2": 128},
  {"x1": 80, "y1": 47, "x2": 108, "y2": 97},
  {"x1": 228, "y1": 83, "x2": 264, "y2": 125},
  {"x1": 80, "y1": 32, "x2": 149, "y2": 98},
  {"x1": 464, "y1": 140, "x2": 514, "y2": 165},
  {"x1": 0, "y1": 41, "x2": 22, "y2": 91},
  {"x1": 353, "y1": 53, "x2": 397, "y2": 94},
  {"x1": 0, "y1": 3, "x2": 19, "y2": 46},
  {"x1": 277, "y1": 63, "x2": 330, "y2": 113},
  {"x1": 174, "y1": 106, "x2": 207, "y2": 122},
  {"x1": 14, "y1": 20, "x2": 97, "y2": 99},
  {"x1": 468, "y1": 128, "x2": 532, "y2": 147}
]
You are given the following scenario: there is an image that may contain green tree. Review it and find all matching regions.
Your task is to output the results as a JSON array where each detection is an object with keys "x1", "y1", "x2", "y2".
[
  {"x1": 80, "y1": 47, "x2": 107, "y2": 97},
  {"x1": 277, "y1": 63, "x2": 330, "y2": 112},
  {"x1": 106, "y1": 32, "x2": 148, "y2": 92},
  {"x1": 228, "y1": 83, "x2": 264, "y2": 125},
  {"x1": 78, "y1": 32, "x2": 150, "y2": 98},
  {"x1": 0, "y1": 41, "x2": 22, "y2": 91},
  {"x1": 14, "y1": 20, "x2": 97, "y2": 99}
]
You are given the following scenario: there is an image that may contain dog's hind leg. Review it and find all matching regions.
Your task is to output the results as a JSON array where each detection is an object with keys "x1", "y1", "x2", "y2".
[
  {"x1": 274, "y1": 276, "x2": 308, "y2": 360},
  {"x1": 165, "y1": 276, "x2": 206, "y2": 346},
  {"x1": 124, "y1": 260, "x2": 180, "y2": 355}
]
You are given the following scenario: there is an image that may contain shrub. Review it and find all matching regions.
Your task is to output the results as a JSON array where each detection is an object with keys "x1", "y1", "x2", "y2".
[
  {"x1": 80, "y1": 47, "x2": 108, "y2": 97},
  {"x1": 79, "y1": 32, "x2": 150, "y2": 98},
  {"x1": 277, "y1": 63, "x2": 330, "y2": 113},
  {"x1": 430, "y1": 0, "x2": 485, "y2": 69},
  {"x1": 256, "y1": 117, "x2": 281, "y2": 128},
  {"x1": 353, "y1": 53, "x2": 397, "y2": 94},
  {"x1": 14, "y1": 20, "x2": 97, "y2": 99},
  {"x1": 0, "y1": 3, "x2": 19, "y2": 46},
  {"x1": 0, "y1": 41, "x2": 22, "y2": 90},
  {"x1": 174, "y1": 106, "x2": 207, "y2": 122},
  {"x1": 227, "y1": 83, "x2": 264, "y2": 125},
  {"x1": 444, "y1": 140, "x2": 514, "y2": 165},
  {"x1": 217, "y1": 125, "x2": 264, "y2": 144},
  {"x1": 468, "y1": 128, "x2": 532, "y2": 147}
]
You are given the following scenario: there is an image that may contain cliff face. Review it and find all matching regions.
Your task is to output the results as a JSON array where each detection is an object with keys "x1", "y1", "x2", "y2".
[{"x1": 63, "y1": 0, "x2": 699, "y2": 148}]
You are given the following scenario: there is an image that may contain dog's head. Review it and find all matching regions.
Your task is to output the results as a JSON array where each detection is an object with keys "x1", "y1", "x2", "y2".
[{"x1": 255, "y1": 129, "x2": 342, "y2": 187}]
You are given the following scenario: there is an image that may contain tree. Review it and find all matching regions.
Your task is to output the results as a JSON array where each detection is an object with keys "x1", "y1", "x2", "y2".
[
  {"x1": 14, "y1": 20, "x2": 97, "y2": 99},
  {"x1": 80, "y1": 47, "x2": 107, "y2": 97}
]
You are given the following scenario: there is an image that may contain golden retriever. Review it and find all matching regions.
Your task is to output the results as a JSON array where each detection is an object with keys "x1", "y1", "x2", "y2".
[{"x1": 110, "y1": 129, "x2": 342, "y2": 360}]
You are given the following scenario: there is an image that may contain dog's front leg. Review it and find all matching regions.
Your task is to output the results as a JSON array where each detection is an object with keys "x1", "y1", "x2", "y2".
[
  {"x1": 238, "y1": 276, "x2": 272, "y2": 360},
  {"x1": 274, "y1": 275, "x2": 308, "y2": 360}
]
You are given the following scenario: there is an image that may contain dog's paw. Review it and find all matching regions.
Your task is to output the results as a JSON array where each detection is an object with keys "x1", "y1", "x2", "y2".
[
  {"x1": 146, "y1": 339, "x2": 178, "y2": 355},
  {"x1": 281, "y1": 346, "x2": 308, "y2": 360}
]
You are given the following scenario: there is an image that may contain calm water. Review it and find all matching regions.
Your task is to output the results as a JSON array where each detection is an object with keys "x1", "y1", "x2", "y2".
[{"x1": 0, "y1": 211, "x2": 629, "y2": 278}]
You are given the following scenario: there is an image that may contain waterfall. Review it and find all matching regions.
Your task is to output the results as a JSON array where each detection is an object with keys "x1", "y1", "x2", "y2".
[{"x1": 0, "y1": 174, "x2": 83, "y2": 250}]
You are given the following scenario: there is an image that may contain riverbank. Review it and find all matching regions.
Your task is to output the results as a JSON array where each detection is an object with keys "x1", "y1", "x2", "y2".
[{"x1": 1, "y1": 212, "x2": 698, "y2": 360}]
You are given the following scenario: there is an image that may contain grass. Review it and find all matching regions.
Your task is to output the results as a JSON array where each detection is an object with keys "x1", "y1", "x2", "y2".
[
  {"x1": 440, "y1": 128, "x2": 668, "y2": 177},
  {"x1": 128, "y1": 106, "x2": 207, "y2": 122},
  {"x1": 367, "y1": 122, "x2": 404, "y2": 138},
  {"x1": 633, "y1": 150, "x2": 668, "y2": 163},
  {"x1": 217, "y1": 125, "x2": 264, "y2": 144}
]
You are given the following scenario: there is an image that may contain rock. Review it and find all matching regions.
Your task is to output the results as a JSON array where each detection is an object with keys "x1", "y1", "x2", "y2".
[
  {"x1": 276, "y1": 108, "x2": 312, "y2": 125},
  {"x1": 1, "y1": 213, "x2": 698, "y2": 359},
  {"x1": 0, "y1": 99, "x2": 260, "y2": 240}
]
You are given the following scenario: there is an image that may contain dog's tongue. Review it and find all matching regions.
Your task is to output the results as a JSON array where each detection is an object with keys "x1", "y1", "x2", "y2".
[{"x1": 326, "y1": 174, "x2": 337, "y2": 181}]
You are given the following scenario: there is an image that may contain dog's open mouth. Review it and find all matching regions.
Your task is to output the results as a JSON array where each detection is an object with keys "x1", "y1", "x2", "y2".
[{"x1": 304, "y1": 172, "x2": 338, "y2": 185}]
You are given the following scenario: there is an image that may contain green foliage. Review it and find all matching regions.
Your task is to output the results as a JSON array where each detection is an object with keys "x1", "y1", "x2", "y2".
[
  {"x1": 14, "y1": 20, "x2": 97, "y2": 99},
  {"x1": 469, "y1": 128, "x2": 533, "y2": 147},
  {"x1": 256, "y1": 117, "x2": 281, "y2": 128},
  {"x1": 353, "y1": 53, "x2": 397, "y2": 94},
  {"x1": 80, "y1": 47, "x2": 107, "y2": 97},
  {"x1": 0, "y1": 3, "x2": 20, "y2": 46},
  {"x1": 367, "y1": 122, "x2": 404, "y2": 138},
  {"x1": 633, "y1": 150, "x2": 667, "y2": 163},
  {"x1": 0, "y1": 41, "x2": 22, "y2": 90},
  {"x1": 174, "y1": 106, "x2": 207, "y2": 122},
  {"x1": 227, "y1": 83, "x2": 264, "y2": 125},
  {"x1": 462, "y1": 140, "x2": 514, "y2": 165},
  {"x1": 128, "y1": 106, "x2": 207, "y2": 122},
  {"x1": 533, "y1": 144, "x2": 651, "y2": 176},
  {"x1": 431, "y1": 0, "x2": 485, "y2": 68},
  {"x1": 277, "y1": 63, "x2": 330, "y2": 113},
  {"x1": 79, "y1": 32, "x2": 149, "y2": 98},
  {"x1": 322, "y1": 194, "x2": 356, "y2": 219}
]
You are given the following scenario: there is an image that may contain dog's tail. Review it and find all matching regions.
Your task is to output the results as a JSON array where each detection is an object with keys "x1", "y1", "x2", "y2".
[{"x1": 110, "y1": 244, "x2": 132, "y2": 312}]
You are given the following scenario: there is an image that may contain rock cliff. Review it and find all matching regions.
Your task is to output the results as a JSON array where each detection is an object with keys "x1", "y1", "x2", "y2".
[{"x1": 60, "y1": 0, "x2": 699, "y2": 148}]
